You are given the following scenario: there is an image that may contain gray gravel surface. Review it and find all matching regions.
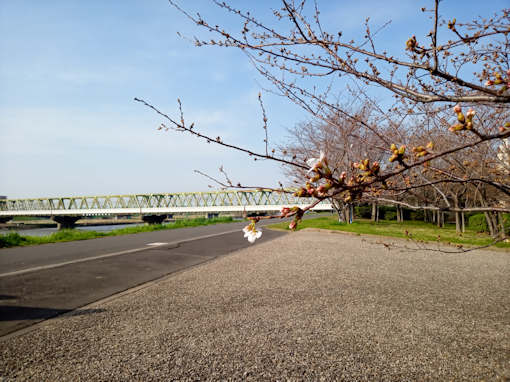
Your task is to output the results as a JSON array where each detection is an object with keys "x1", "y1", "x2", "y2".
[{"x1": 1, "y1": 231, "x2": 509, "y2": 381}]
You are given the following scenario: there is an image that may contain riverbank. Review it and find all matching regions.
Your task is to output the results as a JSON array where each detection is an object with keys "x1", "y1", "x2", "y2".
[{"x1": 0, "y1": 218, "x2": 143, "y2": 231}]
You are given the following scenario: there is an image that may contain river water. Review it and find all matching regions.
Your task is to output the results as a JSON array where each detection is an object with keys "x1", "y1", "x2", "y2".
[{"x1": 0, "y1": 223, "x2": 145, "y2": 237}]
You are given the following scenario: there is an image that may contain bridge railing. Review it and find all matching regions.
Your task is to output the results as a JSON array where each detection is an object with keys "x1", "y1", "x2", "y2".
[{"x1": 0, "y1": 190, "x2": 332, "y2": 216}]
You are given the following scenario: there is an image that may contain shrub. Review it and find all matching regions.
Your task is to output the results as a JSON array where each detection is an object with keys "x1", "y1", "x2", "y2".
[
  {"x1": 355, "y1": 205, "x2": 372, "y2": 219},
  {"x1": 410, "y1": 210, "x2": 424, "y2": 221},
  {"x1": 468, "y1": 213, "x2": 510, "y2": 233},
  {"x1": 0, "y1": 232, "x2": 28, "y2": 248},
  {"x1": 469, "y1": 213, "x2": 489, "y2": 232},
  {"x1": 384, "y1": 211, "x2": 397, "y2": 221}
]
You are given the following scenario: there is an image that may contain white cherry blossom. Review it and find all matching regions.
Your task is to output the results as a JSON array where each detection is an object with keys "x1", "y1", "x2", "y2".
[
  {"x1": 306, "y1": 151, "x2": 325, "y2": 173},
  {"x1": 243, "y1": 225, "x2": 262, "y2": 243}
]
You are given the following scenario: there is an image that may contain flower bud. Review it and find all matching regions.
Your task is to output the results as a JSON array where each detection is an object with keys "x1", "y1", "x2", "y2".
[
  {"x1": 453, "y1": 104, "x2": 462, "y2": 114},
  {"x1": 281, "y1": 207, "x2": 291, "y2": 217},
  {"x1": 310, "y1": 174, "x2": 321, "y2": 183}
]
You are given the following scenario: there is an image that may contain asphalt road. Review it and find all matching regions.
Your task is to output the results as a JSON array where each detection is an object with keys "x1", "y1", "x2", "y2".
[{"x1": 0, "y1": 220, "x2": 288, "y2": 336}]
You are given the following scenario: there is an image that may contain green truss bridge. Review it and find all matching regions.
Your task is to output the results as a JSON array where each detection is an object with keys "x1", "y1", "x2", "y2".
[{"x1": 0, "y1": 190, "x2": 332, "y2": 228}]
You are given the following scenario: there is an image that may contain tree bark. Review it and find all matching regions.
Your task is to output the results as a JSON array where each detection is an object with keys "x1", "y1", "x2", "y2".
[
  {"x1": 497, "y1": 212, "x2": 505, "y2": 239},
  {"x1": 371, "y1": 202, "x2": 379, "y2": 223},
  {"x1": 437, "y1": 211, "x2": 444, "y2": 228},
  {"x1": 484, "y1": 211, "x2": 495, "y2": 236},
  {"x1": 332, "y1": 200, "x2": 345, "y2": 223}
]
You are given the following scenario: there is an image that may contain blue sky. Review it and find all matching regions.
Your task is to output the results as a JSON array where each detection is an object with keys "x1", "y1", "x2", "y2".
[{"x1": 1, "y1": 0, "x2": 506, "y2": 198}]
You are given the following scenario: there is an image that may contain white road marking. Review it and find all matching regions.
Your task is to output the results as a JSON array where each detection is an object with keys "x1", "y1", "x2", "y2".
[
  {"x1": 146, "y1": 242, "x2": 168, "y2": 246},
  {"x1": 0, "y1": 228, "x2": 245, "y2": 278}
]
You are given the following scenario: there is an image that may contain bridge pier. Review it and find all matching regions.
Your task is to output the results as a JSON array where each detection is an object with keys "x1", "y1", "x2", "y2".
[
  {"x1": 53, "y1": 216, "x2": 80, "y2": 230},
  {"x1": 0, "y1": 216, "x2": 13, "y2": 224},
  {"x1": 206, "y1": 213, "x2": 219, "y2": 219},
  {"x1": 142, "y1": 215, "x2": 167, "y2": 225}
]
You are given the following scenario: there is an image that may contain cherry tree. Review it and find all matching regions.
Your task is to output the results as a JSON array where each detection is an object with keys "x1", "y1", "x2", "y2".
[{"x1": 136, "y1": 1, "x2": 510, "y2": 243}]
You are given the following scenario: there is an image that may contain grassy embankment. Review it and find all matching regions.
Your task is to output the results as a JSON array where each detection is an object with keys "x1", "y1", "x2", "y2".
[
  {"x1": 0, "y1": 217, "x2": 234, "y2": 248},
  {"x1": 268, "y1": 215, "x2": 510, "y2": 249}
]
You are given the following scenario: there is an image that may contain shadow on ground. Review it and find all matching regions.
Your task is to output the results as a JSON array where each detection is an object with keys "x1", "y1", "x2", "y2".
[{"x1": 0, "y1": 306, "x2": 106, "y2": 321}]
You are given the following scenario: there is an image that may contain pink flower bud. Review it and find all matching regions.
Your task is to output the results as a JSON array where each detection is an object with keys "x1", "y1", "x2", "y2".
[
  {"x1": 289, "y1": 220, "x2": 297, "y2": 230},
  {"x1": 466, "y1": 108, "x2": 475, "y2": 118},
  {"x1": 453, "y1": 104, "x2": 462, "y2": 114},
  {"x1": 485, "y1": 80, "x2": 494, "y2": 86}
]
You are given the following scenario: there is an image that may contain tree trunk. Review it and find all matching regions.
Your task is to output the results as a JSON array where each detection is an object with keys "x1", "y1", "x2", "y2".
[
  {"x1": 484, "y1": 211, "x2": 495, "y2": 236},
  {"x1": 371, "y1": 202, "x2": 379, "y2": 223},
  {"x1": 455, "y1": 211, "x2": 461, "y2": 233},
  {"x1": 497, "y1": 212, "x2": 506, "y2": 239},
  {"x1": 331, "y1": 200, "x2": 344, "y2": 222},
  {"x1": 437, "y1": 211, "x2": 444, "y2": 228},
  {"x1": 461, "y1": 212, "x2": 465, "y2": 233},
  {"x1": 491, "y1": 212, "x2": 499, "y2": 237},
  {"x1": 485, "y1": 211, "x2": 501, "y2": 238}
]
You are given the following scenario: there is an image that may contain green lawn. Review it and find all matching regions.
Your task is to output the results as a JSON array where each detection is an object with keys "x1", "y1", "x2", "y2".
[
  {"x1": 268, "y1": 215, "x2": 510, "y2": 249},
  {"x1": 0, "y1": 217, "x2": 235, "y2": 248}
]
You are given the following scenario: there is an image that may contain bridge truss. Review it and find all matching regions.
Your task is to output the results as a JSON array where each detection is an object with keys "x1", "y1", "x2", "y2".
[{"x1": 0, "y1": 190, "x2": 332, "y2": 217}]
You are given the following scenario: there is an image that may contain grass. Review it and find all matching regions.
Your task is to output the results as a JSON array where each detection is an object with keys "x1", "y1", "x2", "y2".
[
  {"x1": 268, "y1": 215, "x2": 510, "y2": 249},
  {"x1": 11, "y1": 216, "x2": 48, "y2": 221},
  {"x1": 0, "y1": 217, "x2": 235, "y2": 248}
]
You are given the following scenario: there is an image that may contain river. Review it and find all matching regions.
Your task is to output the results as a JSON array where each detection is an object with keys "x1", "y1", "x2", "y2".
[{"x1": 0, "y1": 223, "x2": 145, "y2": 237}]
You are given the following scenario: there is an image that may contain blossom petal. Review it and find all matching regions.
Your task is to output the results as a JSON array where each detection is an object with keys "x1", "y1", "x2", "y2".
[{"x1": 306, "y1": 157, "x2": 318, "y2": 167}]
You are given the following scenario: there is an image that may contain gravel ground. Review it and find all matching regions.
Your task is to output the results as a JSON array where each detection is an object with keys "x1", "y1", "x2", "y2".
[{"x1": 1, "y1": 230, "x2": 509, "y2": 381}]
